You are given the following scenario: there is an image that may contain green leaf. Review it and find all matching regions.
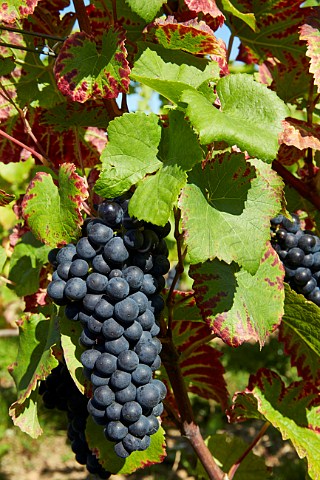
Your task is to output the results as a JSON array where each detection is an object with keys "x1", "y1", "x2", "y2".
[
  {"x1": 125, "y1": 0, "x2": 167, "y2": 22},
  {"x1": 9, "y1": 312, "x2": 59, "y2": 437},
  {"x1": 0, "y1": 245, "x2": 6, "y2": 272},
  {"x1": 220, "y1": 0, "x2": 257, "y2": 31},
  {"x1": 8, "y1": 232, "x2": 51, "y2": 296},
  {"x1": 180, "y1": 74, "x2": 289, "y2": 162},
  {"x1": 131, "y1": 48, "x2": 219, "y2": 104},
  {"x1": 190, "y1": 243, "x2": 284, "y2": 347},
  {"x1": 86, "y1": 416, "x2": 166, "y2": 474},
  {"x1": 179, "y1": 154, "x2": 284, "y2": 271},
  {"x1": 129, "y1": 165, "x2": 187, "y2": 226},
  {"x1": 228, "y1": 368, "x2": 320, "y2": 480},
  {"x1": 0, "y1": 55, "x2": 15, "y2": 75},
  {"x1": 95, "y1": 112, "x2": 162, "y2": 198},
  {"x1": 282, "y1": 284, "x2": 320, "y2": 359},
  {"x1": 59, "y1": 308, "x2": 89, "y2": 394},
  {"x1": 54, "y1": 29, "x2": 130, "y2": 102},
  {"x1": 22, "y1": 163, "x2": 88, "y2": 247},
  {"x1": 197, "y1": 433, "x2": 269, "y2": 479}
]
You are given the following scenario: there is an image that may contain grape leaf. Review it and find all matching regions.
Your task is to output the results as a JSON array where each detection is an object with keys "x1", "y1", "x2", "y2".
[
  {"x1": 300, "y1": 18, "x2": 320, "y2": 94},
  {"x1": 0, "y1": 0, "x2": 39, "y2": 23},
  {"x1": 228, "y1": 368, "x2": 320, "y2": 480},
  {"x1": 9, "y1": 312, "x2": 59, "y2": 437},
  {"x1": 0, "y1": 245, "x2": 6, "y2": 272},
  {"x1": 179, "y1": 154, "x2": 284, "y2": 271},
  {"x1": 0, "y1": 188, "x2": 15, "y2": 206},
  {"x1": 180, "y1": 74, "x2": 289, "y2": 162},
  {"x1": 95, "y1": 112, "x2": 162, "y2": 198},
  {"x1": 279, "y1": 322, "x2": 320, "y2": 385},
  {"x1": 184, "y1": 0, "x2": 225, "y2": 30},
  {"x1": 129, "y1": 165, "x2": 187, "y2": 226},
  {"x1": 8, "y1": 232, "x2": 51, "y2": 297},
  {"x1": 59, "y1": 308, "x2": 90, "y2": 395},
  {"x1": 190, "y1": 243, "x2": 284, "y2": 347},
  {"x1": 131, "y1": 48, "x2": 219, "y2": 105},
  {"x1": 125, "y1": 0, "x2": 167, "y2": 22},
  {"x1": 0, "y1": 55, "x2": 15, "y2": 75},
  {"x1": 145, "y1": 17, "x2": 226, "y2": 56},
  {"x1": 197, "y1": 433, "x2": 269, "y2": 480},
  {"x1": 54, "y1": 29, "x2": 130, "y2": 102},
  {"x1": 86, "y1": 417, "x2": 166, "y2": 474},
  {"x1": 282, "y1": 284, "x2": 320, "y2": 360},
  {"x1": 22, "y1": 163, "x2": 88, "y2": 247},
  {"x1": 220, "y1": 0, "x2": 256, "y2": 31},
  {"x1": 280, "y1": 118, "x2": 320, "y2": 151}
]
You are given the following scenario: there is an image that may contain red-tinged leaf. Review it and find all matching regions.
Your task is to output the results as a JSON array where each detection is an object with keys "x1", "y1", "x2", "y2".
[
  {"x1": 0, "y1": 188, "x2": 15, "y2": 206},
  {"x1": 280, "y1": 118, "x2": 320, "y2": 151},
  {"x1": 22, "y1": 0, "x2": 74, "y2": 37},
  {"x1": 279, "y1": 323, "x2": 320, "y2": 385},
  {"x1": 300, "y1": 17, "x2": 320, "y2": 94},
  {"x1": 54, "y1": 29, "x2": 130, "y2": 103},
  {"x1": 9, "y1": 312, "x2": 59, "y2": 437},
  {"x1": 22, "y1": 164, "x2": 88, "y2": 247},
  {"x1": 190, "y1": 243, "x2": 284, "y2": 347},
  {"x1": 0, "y1": 0, "x2": 39, "y2": 23},
  {"x1": 145, "y1": 16, "x2": 226, "y2": 56},
  {"x1": 276, "y1": 144, "x2": 305, "y2": 167},
  {"x1": 227, "y1": 368, "x2": 320, "y2": 478},
  {"x1": 184, "y1": 0, "x2": 225, "y2": 30}
]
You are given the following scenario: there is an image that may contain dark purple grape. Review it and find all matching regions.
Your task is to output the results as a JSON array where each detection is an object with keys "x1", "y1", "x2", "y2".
[
  {"x1": 150, "y1": 255, "x2": 170, "y2": 275},
  {"x1": 105, "y1": 420, "x2": 128, "y2": 441},
  {"x1": 140, "y1": 435, "x2": 151, "y2": 451},
  {"x1": 302, "y1": 254, "x2": 314, "y2": 268},
  {"x1": 79, "y1": 310, "x2": 91, "y2": 327},
  {"x1": 104, "y1": 237, "x2": 129, "y2": 263},
  {"x1": 76, "y1": 237, "x2": 96, "y2": 260},
  {"x1": 48, "y1": 247, "x2": 59, "y2": 266},
  {"x1": 86, "y1": 273, "x2": 108, "y2": 293},
  {"x1": 51, "y1": 270, "x2": 61, "y2": 281},
  {"x1": 95, "y1": 353, "x2": 117, "y2": 376},
  {"x1": 114, "y1": 298, "x2": 139, "y2": 324},
  {"x1": 132, "y1": 252, "x2": 153, "y2": 272},
  {"x1": 123, "y1": 321, "x2": 143, "y2": 343},
  {"x1": 131, "y1": 364, "x2": 152, "y2": 386},
  {"x1": 298, "y1": 234, "x2": 316, "y2": 253},
  {"x1": 64, "y1": 277, "x2": 87, "y2": 301},
  {"x1": 106, "y1": 402, "x2": 122, "y2": 421},
  {"x1": 83, "y1": 293, "x2": 103, "y2": 312},
  {"x1": 150, "y1": 323, "x2": 160, "y2": 337},
  {"x1": 87, "y1": 316, "x2": 103, "y2": 334},
  {"x1": 140, "y1": 274, "x2": 158, "y2": 295},
  {"x1": 123, "y1": 229, "x2": 144, "y2": 250},
  {"x1": 56, "y1": 245, "x2": 76, "y2": 264},
  {"x1": 276, "y1": 228, "x2": 287, "y2": 243},
  {"x1": 284, "y1": 233, "x2": 298, "y2": 249},
  {"x1": 154, "y1": 238, "x2": 169, "y2": 256},
  {"x1": 145, "y1": 222, "x2": 171, "y2": 239},
  {"x1": 65, "y1": 302, "x2": 81, "y2": 321},
  {"x1": 123, "y1": 266, "x2": 144, "y2": 289},
  {"x1": 286, "y1": 248, "x2": 305, "y2": 266},
  {"x1": 121, "y1": 401, "x2": 142, "y2": 423},
  {"x1": 106, "y1": 277, "x2": 130, "y2": 301},
  {"x1": 294, "y1": 267, "x2": 312, "y2": 286},
  {"x1": 122, "y1": 434, "x2": 142, "y2": 453},
  {"x1": 150, "y1": 355, "x2": 161, "y2": 371},
  {"x1": 80, "y1": 349, "x2": 101, "y2": 369},
  {"x1": 136, "y1": 384, "x2": 160, "y2": 409},
  {"x1": 128, "y1": 415, "x2": 149, "y2": 437},
  {"x1": 115, "y1": 383, "x2": 137, "y2": 404},
  {"x1": 152, "y1": 402, "x2": 164, "y2": 417},
  {"x1": 80, "y1": 328, "x2": 96, "y2": 347},
  {"x1": 270, "y1": 214, "x2": 284, "y2": 226},
  {"x1": 284, "y1": 266, "x2": 296, "y2": 279},
  {"x1": 300, "y1": 277, "x2": 317, "y2": 294},
  {"x1": 92, "y1": 254, "x2": 111, "y2": 275},
  {"x1": 282, "y1": 214, "x2": 300, "y2": 233},
  {"x1": 95, "y1": 298, "x2": 114, "y2": 320},
  {"x1": 110, "y1": 370, "x2": 132, "y2": 390},
  {"x1": 312, "y1": 252, "x2": 320, "y2": 270},
  {"x1": 87, "y1": 398, "x2": 106, "y2": 418},
  {"x1": 47, "y1": 280, "x2": 66, "y2": 304},
  {"x1": 102, "y1": 317, "x2": 124, "y2": 340},
  {"x1": 87, "y1": 223, "x2": 113, "y2": 245},
  {"x1": 91, "y1": 372, "x2": 110, "y2": 387},
  {"x1": 151, "y1": 379, "x2": 167, "y2": 400},
  {"x1": 57, "y1": 261, "x2": 71, "y2": 280},
  {"x1": 114, "y1": 441, "x2": 130, "y2": 458},
  {"x1": 104, "y1": 336, "x2": 129, "y2": 356},
  {"x1": 109, "y1": 269, "x2": 123, "y2": 279},
  {"x1": 147, "y1": 294, "x2": 165, "y2": 315},
  {"x1": 69, "y1": 258, "x2": 89, "y2": 278},
  {"x1": 98, "y1": 202, "x2": 124, "y2": 227},
  {"x1": 139, "y1": 230, "x2": 159, "y2": 253},
  {"x1": 128, "y1": 292, "x2": 148, "y2": 314},
  {"x1": 117, "y1": 350, "x2": 139, "y2": 373},
  {"x1": 147, "y1": 415, "x2": 159, "y2": 435},
  {"x1": 137, "y1": 310, "x2": 155, "y2": 330},
  {"x1": 308, "y1": 287, "x2": 320, "y2": 306},
  {"x1": 94, "y1": 385, "x2": 115, "y2": 408}
]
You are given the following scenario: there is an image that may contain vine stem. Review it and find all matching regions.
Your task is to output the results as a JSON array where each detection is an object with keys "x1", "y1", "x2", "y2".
[
  {"x1": 73, "y1": 0, "x2": 92, "y2": 35},
  {"x1": 228, "y1": 422, "x2": 270, "y2": 479},
  {"x1": 162, "y1": 337, "x2": 224, "y2": 480},
  {"x1": 226, "y1": 33, "x2": 234, "y2": 64},
  {"x1": 0, "y1": 128, "x2": 50, "y2": 167},
  {"x1": 272, "y1": 160, "x2": 320, "y2": 211},
  {"x1": 0, "y1": 24, "x2": 67, "y2": 42}
]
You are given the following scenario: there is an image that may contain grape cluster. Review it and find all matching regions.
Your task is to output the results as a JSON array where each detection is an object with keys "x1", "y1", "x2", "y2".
[
  {"x1": 271, "y1": 213, "x2": 320, "y2": 306},
  {"x1": 39, "y1": 363, "x2": 111, "y2": 478},
  {"x1": 47, "y1": 195, "x2": 170, "y2": 458}
]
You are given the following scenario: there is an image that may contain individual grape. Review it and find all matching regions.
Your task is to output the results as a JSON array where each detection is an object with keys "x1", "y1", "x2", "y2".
[
  {"x1": 83, "y1": 293, "x2": 103, "y2": 312},
  {"x1": 92, "y1": 254, "x2": 111, "y2": 275},
  {"x1": 139, "y1": 229, "x2": 159, "y2": 253},
  {"x1": 65, "y1": 302, "x2": 81, "y2": 321},
  {"x1": 106, "y1": 402, "x2": 123, "y2": 421},
  {"x1": 121, "y1": 401, "x2": 142, "y2": 423},
  {"x1": 48, "y1": 247, "x2": 60, "y2": 266},
  {"x1": 154, "y1": 275, "x2": 166, "y2": 293},
  {"x1": 79, "y1": 310, "x2": 91, "y2": 326},
  {"x1": 113, "y1": 441, "x2": 130, "y2": 458},
  {"x1": 283, "y1": 233, "x2": 298, "y2": 249},
  {"x1": 64, "y1": 277, "x2": 87, "y2": 301},
  {"x1": 76, "y1": 237, "x2": 97, "y2": 260},
  {"x1": 57, "y1": 261, "x2": 72, "y2": 280},
  {"x1": 94, "y1": 385, "x2": 115, "y2": 408},
  {"x1": 114, "y1": 298, "x2": 139, "y2": 324},
  {"x1": 102, "y1": 318, "x2": 124, "y2": 340},
  {"x1": 69, "y1": 259, "x2": 89, "y2": 278},
  {"x1": 128, "y1": 415, "x2": 149, "y2": 437},
  {"x1": 98, "y1": 202, "x2": 124, "y2": 227},
  {"x1": 123, "y1": 321, "x2": 143, "y2": 343},
  {"x1": 128, "y1": 292, "x2": 148, "y2": 314},
  {"x1": 123, "y1": 229, "x2": 144, "y2": 250},
  {"x1": 106, "y1": 277, "x2": 130, "y2": 301},
  {"x1": 294, "y1": 267, "x2": 312, "y2": 286},
  {"x1": 95, "y1": 298, "x2": 114, "y2": 320},
  {"x1": 300, "y1": 277, "x2": 317, "y2": 294},
  {"x1": 312, "y1": 252, "x2": 320, "y2": 270},
  {"x1": 91, "y1": 372, "x2": 110, "y2": 387},
  {"x1": 80, "y1": 349, "x2": 101, "y2": 370},
  {"x1": 123, "y1": 266, "x2": 144, "y2": 289},
  {"x1": 47, "y1": 280, "x2": 66, "y2": 304},
  {"x1": 86, "y1": 273, "x2": 108, "y2": 293},
  {"x1": 281, "y1": 214, "x2": 300, "y2": 233},
  {"x1": 150, "y1": 323, "x2": 160, "y2": 337},
  {"x1": 286, "y1": 248, "x2": 305, "y2": 267},
  {"x1": 276, "y1": 228, "x2": 287, "y2": 243},
  {"x1": 115, "y1": 383, "x2": 137, "y2": 404},
  {"x1": 110, "y1": 370, "x2": 132, "y2": 390},
  {"x1": 150, "y1": 355, "x2": 161, "y2": 371},
  {"x1": 105, "y1": 421, "x2": 128, "y2": 441},
  {"x1": 131, "y1": 364, "x2": 152, "y2": 386},
  {"x1": 136, "y1": 384, "x2": 161, "y2": 409},
  {"x1": 270, "y1": 214, "x2": 284, "y2": 226},
  {"x1": 140, "y1": 274, "x2": 158, "y2": 295},
  {"x1": 308, "y1": 287, "x2": 320, "y2": 306},
  {"x1": 150, "y1": 255, "x2": 171, "y2": 276},
  {"x1": 51, "y1": 270, "x2": 61, "y2": 281},
  {"x1": 109, "y1": 269, "x2": 123, "y2": 279},
  {"x1": 135, "y1": 331, "x2": 152, "y2": 346},
  {"x1": 140, "y1": 435, "x2": 151, "y2": 451},
  {"x1": 151, "y1": 379, "x2": 167, "y2": 400},
  {"x1": 95, "y1": 353, "x2": 117, "y2": 376},
  {"x1": 145, "y1": 221, "x2": 171, "y2": 239},
  {"x1": 147, "y1": 295, "x2": 165, "y2": 315},
  {"x1": 104, "y1": 336, "x2": 130, "y2": 356},
  {"x1": 298, "y1": 234, "x2": 316, "y2": 253},
  {"x1": 103, "y1": 237, "x2": 129, "y2": 263},
  {"x1": 87, "y1": 316, "x2": 103, "y2": 334},
  {"x1": 117, "y1": 350, "x2": 139, "y2": 373},
  {"x1": 302, "y1": 254, "x2": 314, "y2": 268},
  {"x1": 56, "y1": 245, "x2": 76, "y2": 264},
  {"x1": 137, "y1": 310, "x2": 155, "y2": 330},
  {"x1": 87, "y1": 223, "x2": 113, "y2": 245},
  {"x1": 87, "y1": 398, "x2": 106, "y2": 418},
  {"x1": 284, "y1": 266, "x2": 296, "y2": 279},
  {"x1": 152, "y1": 402, "x2": 164, "y2": 417},
  {"x1": 154, "y1": 238, "x2": 169, "y2": 256},
  {"x1": 132, "y1": 252, "x2": 153, "y2": 272},
  {"x1": 80, "y1": 328, "x2": 96, "y2": 347},
  {"x1": 147, "y1": 415, "x2": 159, "y2": 435},
  {"x1": 122, "y1": 433, "x2": 142, "y2": 453}
]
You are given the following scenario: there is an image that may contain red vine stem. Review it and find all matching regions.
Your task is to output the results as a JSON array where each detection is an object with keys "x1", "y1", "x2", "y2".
[
  {"x1": 228, "y1": 422, "x2": 270, "y2": 479},
  {"x1": 272, "y1": 160, "x2": 320, "y2": 211},
  {"x1": 0, "y1": 128, "x2": 50, "y2": 167},
  {"x1": 73, "y1": 0, "x2": 92, "y2": 35}
]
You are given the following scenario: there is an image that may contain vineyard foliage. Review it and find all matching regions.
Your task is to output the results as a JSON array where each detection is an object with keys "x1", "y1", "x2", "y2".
[{"x1": 0, "y1": 0, "x2": 320, "y2": 479}]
